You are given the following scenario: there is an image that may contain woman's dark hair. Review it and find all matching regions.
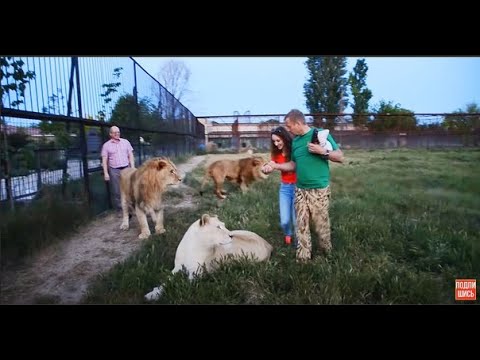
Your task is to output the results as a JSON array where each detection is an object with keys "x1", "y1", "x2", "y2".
[{"x1": 270, "y1": 126, "x2": 293, "y2": 160}]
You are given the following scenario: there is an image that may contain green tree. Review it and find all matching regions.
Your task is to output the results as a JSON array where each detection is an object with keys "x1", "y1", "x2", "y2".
[
  {"x1": 109, "y1": 94, "x2": 158, "y2": 136},
  {"x1": 348, "y1": 59, "x2": 373, "y2": 128},
  {"x1": 1, "y1": 57, "x2": 36, "y2": 209},
  {"x1": 0, "y1": 57, "x2": 36, "y2": 108},
  {"x1": 443, "y1": 102, "x2": 480, "y2": 132},
  {"x1": 98, "y1": 67, "x2": 123, "y2": 121},
  {"x1": 368, "y1": 100, "x2": 416, "y2": 132},
  {"x1": 5, "y1": 130, "x2": 35, "y2": 176},
  {"x1": 38, "y1": 121, "x2": 72, "y2": 148},
  {"x1": 39, "y1": 90, "x2": 74, "y2": 149},
  {"x1": 304, "y1": 56, "x2": 348, "y2": 129}
]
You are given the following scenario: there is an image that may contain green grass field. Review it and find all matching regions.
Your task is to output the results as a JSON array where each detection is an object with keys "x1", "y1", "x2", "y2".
[{"x1": 83, "y1": 148, "x2": 480, "y2": 304}]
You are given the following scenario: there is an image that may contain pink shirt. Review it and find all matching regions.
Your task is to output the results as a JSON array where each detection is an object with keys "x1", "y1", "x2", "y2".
[{"x1": 101, "y1": 138, "x2": 134, "y2": 168}]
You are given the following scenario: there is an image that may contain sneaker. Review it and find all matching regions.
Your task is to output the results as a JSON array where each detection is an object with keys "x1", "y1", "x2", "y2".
[{"x1": 284, "y1": 235, "x2": 292, "y2": 245}]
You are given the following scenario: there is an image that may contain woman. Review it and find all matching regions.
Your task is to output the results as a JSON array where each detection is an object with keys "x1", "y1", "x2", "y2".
[{"x1": 264, "y1": 126, "x2": 297, "y2": 246}]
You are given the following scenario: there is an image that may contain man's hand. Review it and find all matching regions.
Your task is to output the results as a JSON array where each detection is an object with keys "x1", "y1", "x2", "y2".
[
  {"x1": 307, "y1": 143, "x2": 328, "y2": 155},
  {"x1": 104, "y1": 173, "x2": 110, "y2": 181}
]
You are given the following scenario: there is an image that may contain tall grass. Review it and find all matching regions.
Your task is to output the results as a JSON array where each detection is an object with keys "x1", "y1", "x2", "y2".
[
  {"x1": 0, "y1": 188, "x2": 90, "y2": 266},
  {"x1": 84, "y1": 148, "x2": 480, "y2": 304}
]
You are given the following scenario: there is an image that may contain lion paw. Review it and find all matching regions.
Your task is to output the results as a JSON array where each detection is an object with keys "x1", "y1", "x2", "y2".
[
  {"x1": 155, "y1": 227, "x2": 166, "y2": 234},
  {"x1": 138, "y1": 232, "x2": 151, "y2": 240},
  {"x1": 120, "y1": 223, "x2": 129, "y2": 231}
]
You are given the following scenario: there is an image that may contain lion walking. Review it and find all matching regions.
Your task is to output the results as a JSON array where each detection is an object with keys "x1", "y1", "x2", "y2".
[
  {"x1": 200, "y1": 156, "x2": 268, "y2": 199},
  {"x1": 119, "y1": 157, "x2": 182, "y2": 239}
]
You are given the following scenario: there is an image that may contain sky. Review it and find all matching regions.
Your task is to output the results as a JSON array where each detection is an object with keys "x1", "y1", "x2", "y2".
[{"x1": 134, "y1": 57, "x2": 480, "y2": 117}]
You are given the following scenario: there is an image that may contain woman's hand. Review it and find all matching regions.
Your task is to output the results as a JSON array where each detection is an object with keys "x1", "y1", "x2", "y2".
[{"x1": 261, "y1": 164, "x2": 274, "y2": 174}]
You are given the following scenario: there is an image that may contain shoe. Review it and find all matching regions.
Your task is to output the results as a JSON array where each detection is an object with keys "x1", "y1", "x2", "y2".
[{"x1": 284, "y1": 235, "x2": 292, "y2": 245}]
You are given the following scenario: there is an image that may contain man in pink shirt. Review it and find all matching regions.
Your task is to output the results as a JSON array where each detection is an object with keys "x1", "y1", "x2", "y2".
[{"x1": 101, "y1": 126, "x2": 135, "y2": 211}]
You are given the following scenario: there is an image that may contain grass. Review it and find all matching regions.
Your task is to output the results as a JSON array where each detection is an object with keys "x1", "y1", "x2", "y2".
[
  {"x1": 81, "y1": 148, "x2": 479, "y2": 303},
  {"x1": 0, "y1": 188, "x2": 91, "y2": 266},
  {"x1": 0, "y1": 155, "x2": 195, "y2": 267}
]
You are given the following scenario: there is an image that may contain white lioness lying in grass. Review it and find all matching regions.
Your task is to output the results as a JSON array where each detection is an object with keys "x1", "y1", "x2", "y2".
[{"x1": 145, "y1": 214, "x2": 273, "y2": 301}]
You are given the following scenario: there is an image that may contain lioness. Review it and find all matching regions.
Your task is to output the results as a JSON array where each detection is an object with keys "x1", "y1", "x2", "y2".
[
  {"x1": 119, "y1": 157, "x2": 181, "y2": 239},
  {"x1": 172, "y1": 214, "x2": 234, "y2": 277},
  {"x1": 144, "y1": 214, "x2": 273, "y2": 301},
  {"x1": 200, "y1": 156, "x2": 268, "y2": 199},
  {"x1": 216, "y1": 230, "x2": 273, "y2": 262}
]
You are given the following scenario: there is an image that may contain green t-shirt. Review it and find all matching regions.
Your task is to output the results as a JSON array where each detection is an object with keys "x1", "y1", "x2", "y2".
[{"x1": 291, "y1": 128, "x2": 339, "y2": 189}]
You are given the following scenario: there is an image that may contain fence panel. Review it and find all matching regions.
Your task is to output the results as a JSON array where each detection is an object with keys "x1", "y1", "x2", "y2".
[{"x1": 1, "y1": 57, "x2": 204, "y2": 212}]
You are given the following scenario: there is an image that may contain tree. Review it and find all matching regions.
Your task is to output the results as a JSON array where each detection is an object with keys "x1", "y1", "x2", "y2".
[
  {"x1": 5, "y1": 130, "x2": 35, "y2": 176},
  {"x1": 368, "y1": 100, "x2": 416, "y2": 132},
  {"x1": 98, "y1": 67, "x2": 123, "y2": 121},
  {"x1": 154, "y1": 60, "x2": 191, "y2": 121},
  {"x1": 348, "y1": 59, "x2": 373, "y2": 129},
  {"x1": 1, "y1": 57, "x2": 36, "y2": 209},
  {"x1": 110, "y1": 94, "x2": 157, "y2": 135},
  {"x1": 0, "y1": 57, "x2": 36, "y2": 108},
  {"x1": 304, "y1": 56, "x2": 348, "y2": 129},
  {"x1": 443, "y1": 102, "x2": 480, "y2": 133}
]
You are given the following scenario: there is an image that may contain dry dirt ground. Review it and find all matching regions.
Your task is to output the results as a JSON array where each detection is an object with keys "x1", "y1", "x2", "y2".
[
  {"x1": 0, "y1": 155, "x2": 209, "y2": 305},
  {"x1": 0, "y1": 153, "x2": 267, "y2": 305}
]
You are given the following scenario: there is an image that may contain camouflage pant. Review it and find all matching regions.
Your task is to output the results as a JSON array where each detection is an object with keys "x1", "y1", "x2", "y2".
[{"x1": 294, "y1": 186, "x2": 332, "y2": 261}]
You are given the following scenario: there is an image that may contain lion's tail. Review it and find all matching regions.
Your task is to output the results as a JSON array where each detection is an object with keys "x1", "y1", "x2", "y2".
[
  {"x1": 199, "y1": 169, "x2": 211, "y2": 196},
  {"x1": 144, "y1": 285, "x2": 165, "y2": 301}
]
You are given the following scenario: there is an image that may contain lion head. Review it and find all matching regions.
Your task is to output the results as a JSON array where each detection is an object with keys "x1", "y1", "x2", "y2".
[
  {"x1": 173, "y1": 214, "x2": 233, "y2": 278},
  {"x1": 196, "y1": 214, "x2": 233, "y2": 247},
  {"x1": 136, "y1": 157, "x2": 182, "y2": 198},
  {"x1": 143, "y1": 157, "x2": 182, "y2": 186},
  {"x1": 249, "y1": 156, "x2": 269, "y2": 180}
]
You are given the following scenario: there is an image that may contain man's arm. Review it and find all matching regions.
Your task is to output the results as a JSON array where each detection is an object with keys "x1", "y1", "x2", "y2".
[
  {"x1": 266, "y1": 160, "x2": 296, "y2": 173},
  {"x1": 102, "y1": 155, "x2": 110, "y2": 181},
  {"x1": 307, "y1": 143, "x2": 344, "y2": 163},
  {"x1": 328, "y1": 149, "x2": 344, "y2": 163},
  {"x1": 128, "y1": 151, "x2": 135, "y2": 168}
]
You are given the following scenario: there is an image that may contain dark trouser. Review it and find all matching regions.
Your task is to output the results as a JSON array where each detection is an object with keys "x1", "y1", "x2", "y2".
[
  {"x1": 108, "y1": 166, "x2": 124, "y2": 210},
  {"x1": 294, "y1": 186, "x2": 332, "y2": 261}
]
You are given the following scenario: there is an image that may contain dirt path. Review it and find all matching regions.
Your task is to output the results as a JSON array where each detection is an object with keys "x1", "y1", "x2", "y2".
[{"x1": 0, "y1": 155, "x2": 207, "y2": 305}]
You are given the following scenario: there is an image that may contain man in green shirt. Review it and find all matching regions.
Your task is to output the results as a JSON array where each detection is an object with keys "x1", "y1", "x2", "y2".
[{"x1": 263, "y1": 109, "x2": 344, "y2": 262}]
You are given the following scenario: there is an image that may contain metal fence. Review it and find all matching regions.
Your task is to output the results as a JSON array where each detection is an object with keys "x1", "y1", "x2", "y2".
[
  {"x1": 1, "y1": 57, "x2": 205, "y2": 211},
  {"x1": 200, "y1": 113, "x2": 480, "y2": 150}
]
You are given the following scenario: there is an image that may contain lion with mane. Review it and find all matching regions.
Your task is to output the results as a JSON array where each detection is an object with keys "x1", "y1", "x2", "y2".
[
  {"x1": 120, "y1": 157, "x2": 182, "y2": 239},
  {"x1": 200, "y1": 156, "x2": 268, "y2": 199}
]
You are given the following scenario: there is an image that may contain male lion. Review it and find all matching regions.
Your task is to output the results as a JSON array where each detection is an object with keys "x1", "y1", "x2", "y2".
[
  {"x1": 119, "y1": 157, "x2": 182, "y2": 239},
  {"x1": 144, "y1": 214, "x2": 273, "y2": 301},
  {"x1": 200, "y1": 156, "x2": 268, "y2": 199}
]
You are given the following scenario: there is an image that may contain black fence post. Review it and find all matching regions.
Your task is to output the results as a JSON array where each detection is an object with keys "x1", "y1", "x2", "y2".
[
  {"x1": 133, "y1": 62, "x2": 142, "y2": 165},
  {"x1": 35, "y1": 149, "x2": 41, "y2": 193},
  {"x1": 73, "y1": 57, "x2": 91, "y2": 206}
]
